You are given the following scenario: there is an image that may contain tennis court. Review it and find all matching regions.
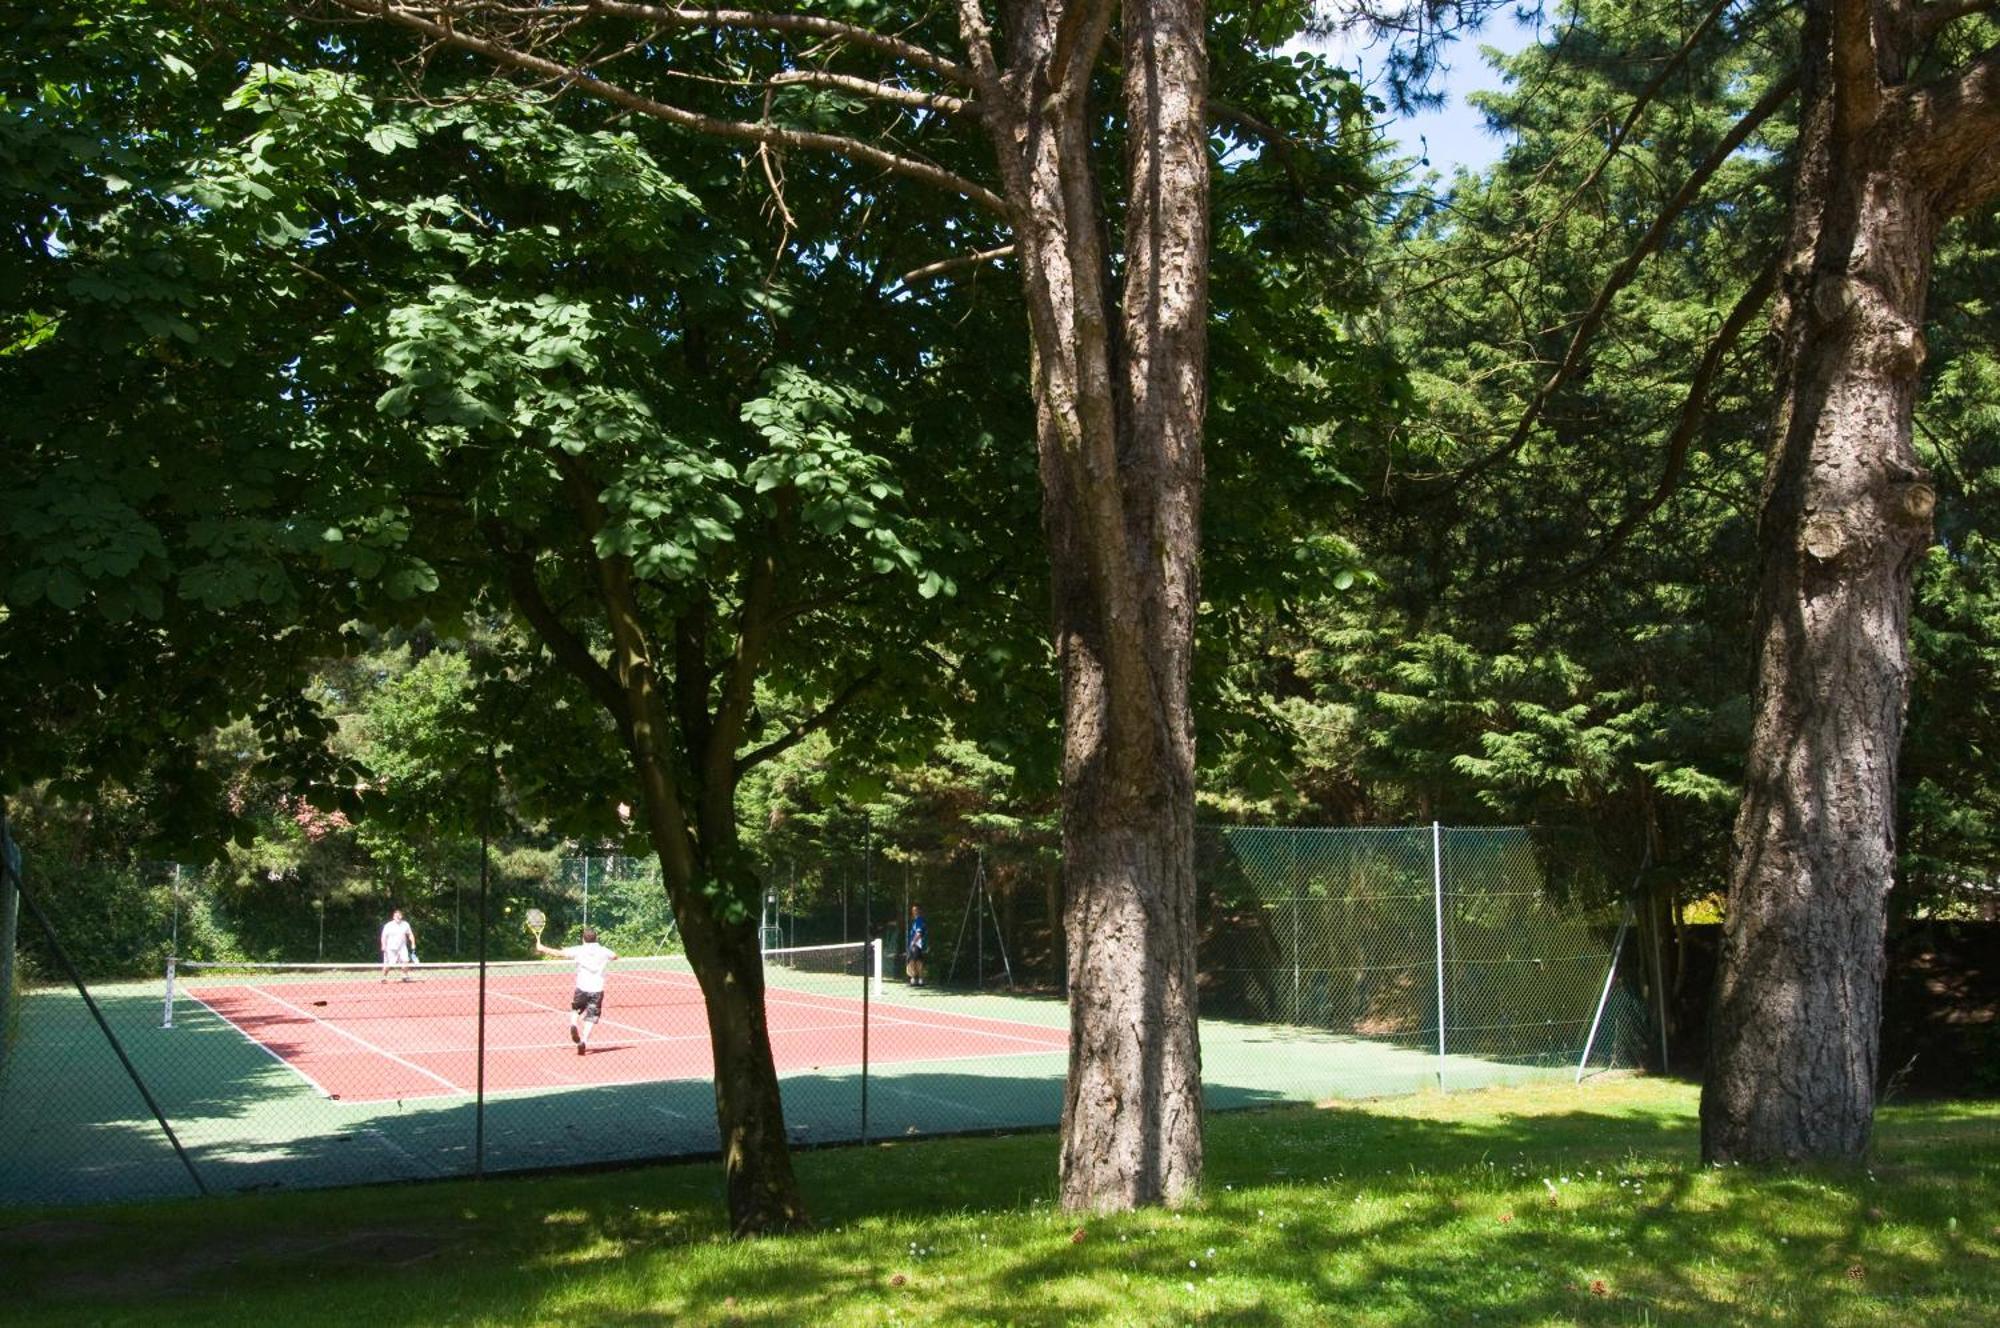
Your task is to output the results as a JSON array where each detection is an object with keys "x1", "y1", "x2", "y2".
[
  {"x1": 0, "y1": 969, "x2": 1634, "y2": 1207},
  {"x1": 174, "y1": 955, "x2": 1068, "y2": 1104}
]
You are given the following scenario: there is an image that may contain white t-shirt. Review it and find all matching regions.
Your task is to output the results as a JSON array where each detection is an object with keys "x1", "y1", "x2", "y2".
[
  {"x1": 381, "y1": 919, "x2": 415, "y2": 955},
  {"x1": 565, "y1": 942, "x2": 616, "y2": 994}
]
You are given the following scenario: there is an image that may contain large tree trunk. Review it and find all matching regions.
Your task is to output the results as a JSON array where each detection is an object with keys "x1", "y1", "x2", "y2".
[
  {"x1": 555, "y1": 455, "x2": 807, "y2": 1231},
  {"x1": 630, "y1": 751, "x2": 806, "y2": 1233},
  {"x1": 1701, "y1": 9, "x2": 1942, "y2": 1162},
  {"x1": 977, "y1": 0, "x2": 1210, "y2": 1211},
  {"x1": 675, "y1": 885, "x2": 804, "y2": 1234}
]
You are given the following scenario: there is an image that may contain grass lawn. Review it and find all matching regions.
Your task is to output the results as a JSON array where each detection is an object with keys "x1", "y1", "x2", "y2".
[{"x1": 3, "y1": 1077, "x2": 1996, "y2": 1326}]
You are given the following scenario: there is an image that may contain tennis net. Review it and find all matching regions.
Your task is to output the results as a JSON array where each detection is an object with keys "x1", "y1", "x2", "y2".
[{"x1": 163, "y1": 940, "x2": 882, "y2": 1028}]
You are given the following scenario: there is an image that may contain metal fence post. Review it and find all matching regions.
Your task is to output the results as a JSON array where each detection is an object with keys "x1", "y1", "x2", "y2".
[
  {"x1": 1432, "y1": 821, "x2": 1446, "y2": 1088},
  {"x1": 475, "y1": 741, "x2": 493, "y2": 1180},
  {"x1": 1648, "y1": 894, "x2": 1671, "y2": 1074},
  {"x1": 1577, "y1": 901, "x2": 1634, "y2": 1083},
  {"x1": 169, "y1": 863, "x2": 181, "y2": 957},
  {"x1": 1290, "y1": 892, "x2": 1301, "y2": 1025},
  {"x1": 0, "y1": 812, "x2": 17, "y2": 1060}
]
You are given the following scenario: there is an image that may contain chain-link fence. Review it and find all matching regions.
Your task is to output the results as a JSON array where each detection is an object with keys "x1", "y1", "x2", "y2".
[
  {"x1": 1198, "y1": 826, "x2": 1651, "y2": 1107},
  {"x1": 762, "y1": 832, "x2": 1061, "y2": 993},
  {"x1": 0, "y1": 820, "x2": 1653, "y2": 1206}
]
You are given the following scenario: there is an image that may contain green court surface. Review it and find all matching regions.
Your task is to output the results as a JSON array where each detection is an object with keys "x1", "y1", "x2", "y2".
[{"x1": 0, "y1": 974, "x2": 1618, "y2": 1207}]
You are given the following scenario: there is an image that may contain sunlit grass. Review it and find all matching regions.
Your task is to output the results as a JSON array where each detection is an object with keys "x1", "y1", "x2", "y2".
[{"x1": 4, "y1": 1077, "x2": 1996, "y2": 1326}]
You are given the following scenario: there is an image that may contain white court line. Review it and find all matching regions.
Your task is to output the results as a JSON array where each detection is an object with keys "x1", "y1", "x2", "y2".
[
  {"x1": 863, "y1": 998, "x2": 1070, "y2": 1036},
  {"x1": 860, "y1": 1011, "x2": 1067, "y2": 1052},
  {"x1": 388, "y1": 1040, "x2": 657, "y2": 1055},
  {"x1": 179, "y1": 987, "x2": 339, "y2": 1099},
  {"x1": 241, "y1": 984, "x2": 464, "y2": 1094}
]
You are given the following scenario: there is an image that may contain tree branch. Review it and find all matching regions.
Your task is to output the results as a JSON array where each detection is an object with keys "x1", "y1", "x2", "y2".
[
  {"x1": 479, "y1": 519, "x2": 633, "y2": 734},
  {"x1": 579, "y1": 0, "x2": 973, "y2": 86},
  {"x1": 1464, "y1": 70, "x2": 1799, "y2": 482},
  {"x1": 767, "y1": 69, "x2": 969, "y2": 116},
  {"x1": 1573, "y1": 253, "x2": 1780, "y2": 576},
  {"x1": 1050, "y1": 0, "x2": 1117, "y2": 105},
  {"x1": 1916, "y1": 0, "x2": 1999, "y2": 39},
  {"x1": 953, "y1": 0, "x2": 1002, "y2": 98},
  {"x1": 733, "y1": 666, "x2": 882, "y2": 777},
  {"x1": 550, "y1": 450, "x2": 699, "y2": 883},
  {"x1": 1559, "y1": 0, "x2": 1737, "y2": 226},
  {"x1": 1209, "y1": 98, "x2": 1309, "y2": 189},
  {"x1": 704, "y1": 536, "x2": 780, "y2": 824},
  {"x1": 896, "y1": 243, "x2": 1015, "y2": 286},
  {"x1": 329, "y1": 0, "x2": 1008, "y2": 215},
  {"x1": 1910, "y1": 41, "x2": 2000, "y2": 215}
]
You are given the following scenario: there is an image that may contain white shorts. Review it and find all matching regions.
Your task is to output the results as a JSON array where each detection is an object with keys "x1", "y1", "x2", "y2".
[{"x1": 385, "y1": 947, "x2": 411, "y2": 964}]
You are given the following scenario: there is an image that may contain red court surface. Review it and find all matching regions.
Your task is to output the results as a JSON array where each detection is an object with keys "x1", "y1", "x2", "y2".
[{"x1": 184, "y1": 967, "x2": 1070, "y2": 1103}]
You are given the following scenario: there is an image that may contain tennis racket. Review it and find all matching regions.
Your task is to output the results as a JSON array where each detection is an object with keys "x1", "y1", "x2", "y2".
[{"x1": 524, "y1": 908, "x2": 547, "y2": 945}]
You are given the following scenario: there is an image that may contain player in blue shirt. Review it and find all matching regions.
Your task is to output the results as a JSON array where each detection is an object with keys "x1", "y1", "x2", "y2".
[{"x1": 906, "y1": 904, "x2": 929, "y2": 987}]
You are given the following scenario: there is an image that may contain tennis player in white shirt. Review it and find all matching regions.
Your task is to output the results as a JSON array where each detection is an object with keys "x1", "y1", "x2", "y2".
[
  {"x1": 379, "y1": 909, "x2": 417, "y2": 982},
  {"x1": 535, "y1": 926, "x2": 619, "y2": 1055}
]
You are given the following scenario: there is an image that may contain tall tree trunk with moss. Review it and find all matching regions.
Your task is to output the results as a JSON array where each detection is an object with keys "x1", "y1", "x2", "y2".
[{"x1": 1703, "y1": 0, "x2": 2000, "y2": 1163}]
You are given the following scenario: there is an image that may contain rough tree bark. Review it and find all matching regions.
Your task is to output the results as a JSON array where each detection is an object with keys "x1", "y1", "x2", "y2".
[
  {"x1": 1702, "y1": 0, "x2": 2000, "y2": 1163},
  {"x1": 963, "y1": 0, "x2": 1211, "y2": 1210}
]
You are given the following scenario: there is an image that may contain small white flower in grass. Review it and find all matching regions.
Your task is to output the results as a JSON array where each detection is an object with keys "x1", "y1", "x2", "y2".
[
  {"x1": 1184, "y1": 1282, "x2": 1195, "y2": 1293},
  {"x1": 1190, "y1": 1259, "x2": 1198, "y2": 1269}
]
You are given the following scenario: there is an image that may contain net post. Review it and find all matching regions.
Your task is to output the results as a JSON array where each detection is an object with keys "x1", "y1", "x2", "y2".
[
  {"x1": 859, "y1": 936, "x2": 872, "y2": 1146},
  {"x1": 162, "y1": 955, "x2": 176, "y2": 1029},
  {"x1": 1432, "y1": 821, "x2": 1447, "y2": 1088}
]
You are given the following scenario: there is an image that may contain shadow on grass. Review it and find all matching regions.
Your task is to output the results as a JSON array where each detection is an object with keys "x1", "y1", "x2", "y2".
[{"x1": 8, "y1": 1078, "x2": 1997, "y2": 1326}]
